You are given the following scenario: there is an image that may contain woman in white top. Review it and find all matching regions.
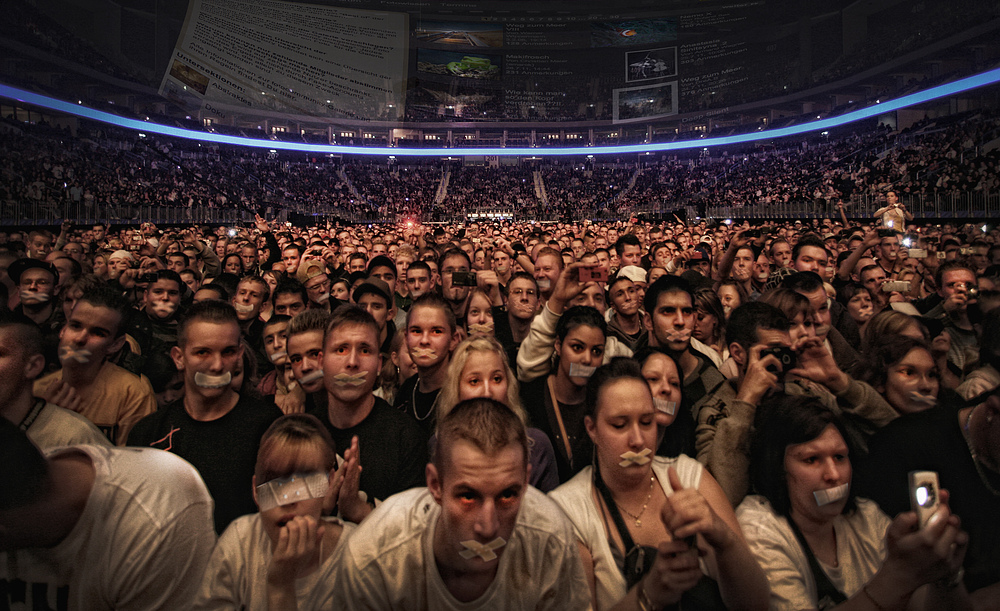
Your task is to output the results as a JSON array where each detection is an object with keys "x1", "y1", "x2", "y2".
[
  {"x1": 550, "y1": 357, "x2": 769, "y2": 611},
  {"x1": 194, "y1": 414, "x2": 354, "y2": 611},
  {"x1": 737, "y1": 394, "x2": 969, "y2": 611}
]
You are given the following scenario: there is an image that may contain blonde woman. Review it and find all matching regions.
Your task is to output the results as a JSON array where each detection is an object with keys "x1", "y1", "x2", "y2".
[{"x1": 437, "y1": 336, "x2": 559, "y2": 491}]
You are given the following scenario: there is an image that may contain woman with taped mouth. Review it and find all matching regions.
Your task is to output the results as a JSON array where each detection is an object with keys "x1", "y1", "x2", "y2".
[
  {"x1": 550, "y1": 358, "x2": 768, "y2": 611},
  {"x1": 519, "y1": 305, "x2": 608, "y2": 483},
  {"x1": 193, "y1": 413, "x2": 354, "y2": 610},
  {"x1": 852, "y1": 335, "x2": 945, "y2": 416},
  {"x1": 736, "y1": 394, "x2": 970, "y2": 611}
]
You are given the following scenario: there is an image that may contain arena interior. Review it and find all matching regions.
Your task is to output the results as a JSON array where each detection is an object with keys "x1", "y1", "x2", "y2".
[{"x1": 2, "y1": 1, "x2": 1000, "y2": 610}]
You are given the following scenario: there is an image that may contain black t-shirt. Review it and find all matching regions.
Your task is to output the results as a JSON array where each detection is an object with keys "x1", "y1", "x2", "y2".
[
  {"x1": 128, "y1": 394, "x2": 282, "y2": 533},
  {"x1": 309, "y1": 396, "x2": 428, "y2": 503},
  {"x1": 855, "y1": 405, "x2": 1000, "y2": 592},
  {"x1": 520, "y1": 376, "x2": 592, "y2": 485},
  {"x1": 394, "y1": 374, "x2": 440, "y2": 437}
]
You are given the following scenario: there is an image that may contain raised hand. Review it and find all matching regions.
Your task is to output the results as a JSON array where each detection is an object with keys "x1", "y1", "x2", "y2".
[
  {"x1": 37, "y1": 379, "x2": 82, "y2": 413},
  {"x1": 267, "y1": 515, "x2": 325, "y2": 585},
  {"x1": 662, "y1": 467, "x2": 735, "y2": 551}
]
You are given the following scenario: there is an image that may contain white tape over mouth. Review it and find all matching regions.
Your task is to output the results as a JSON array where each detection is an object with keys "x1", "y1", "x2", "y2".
[
  {"x1": 411, "y1": 347, "x2": 438, "y2": 360},
  {"x1": 535, "y1": 279, "x2": 552, "y2": 291},
  {"x1": 332, "y1": 371, "x2": 369, "y2": 387},
  {"x1": 233, "y1": 302, "x2": 256, "y2": 314},
  {"x1": 297, "y1": 370, "x2": 324, "y2": 385},
  {"x1": 569, "y1": 363, "x2": 596, "y2": 378},
  {"x1": 58, "y1": 346, "x2": 92, "y2": 364},
  {"x1": 654, "y1": 398, "x2": 677, "y2": 415},
  {"x1": 813, "y1": 483, "x2": 850, "y2": 506},
  {"x1": 256, "y1": 472, "x2": 329, "y2": 512},
  {"x1": 908, "y1": 392, "x2": 937, "y2": 408},
  {"x1": 151, "y1": 302, "x2": 177, "y2": 317},
  {"x1": 459, "y1": 537, "x2": 506, "y2": 562},
  {"x1": 194, "y1": 371, "x2": 232, "y2": 388},
  {"x1": 665, "y1": 329, "x2": 692, "y2": 342},
  {"x1": 269, "y1": 351, "x2": 287, "y2": 363},
  {"x1": 314, "y1": 292, "x2": 330, "y2": 303},
  {"x1": 467, "y1": 322, "x2": 495, "y2": 335},
  {"x1": 619, "y1": 448, "x2": 653, "y2": 467},
  {"x1": 20, "y1": 290, "x2": 50, "y2": 303}
]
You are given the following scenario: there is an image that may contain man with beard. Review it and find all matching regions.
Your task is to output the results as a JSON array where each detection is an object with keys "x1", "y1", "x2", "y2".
[
  {"x1": 129, "y1": 301, "x2": 282, "y2": 533},
  {"x1": 296, "y1": 260, "x2": 333, "y2": 311},
  {"x1": 34, "y1": 287, "x2": 156, "y2": 445}
]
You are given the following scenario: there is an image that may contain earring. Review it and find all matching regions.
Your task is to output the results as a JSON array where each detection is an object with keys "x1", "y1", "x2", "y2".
[{"x1": 988, "y1": 411, "x2": 995, "y2": 424}]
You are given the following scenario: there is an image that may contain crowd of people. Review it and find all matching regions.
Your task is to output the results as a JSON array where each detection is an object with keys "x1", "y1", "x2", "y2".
[
  {"x1": 2, "y1": 207, "x2": 999, "y2": 609},
  {"x1": 3, "y1": 108, "x2": 999, "y2": 226}
]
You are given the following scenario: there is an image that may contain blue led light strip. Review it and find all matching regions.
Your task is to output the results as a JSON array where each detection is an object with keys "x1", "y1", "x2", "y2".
[{"x1": 2, "y1": 67, "x2": 999, "y2": 157}]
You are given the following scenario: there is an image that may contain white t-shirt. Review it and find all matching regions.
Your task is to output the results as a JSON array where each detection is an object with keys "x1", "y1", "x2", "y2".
[
  {"x1": 736, "y1": 495, "x2": 891, "y2": 611},
  {"x1": 329, "y1": 487, "x2": 592, "y2": 611},
  {"x1": 193, "y1": 513, "x2": 354, "y2": 611},
  {"x1": 0, "y1": 445, "x2": 216, "y2": 610},
  {"x1": 24, "y1": 401, "x2": 111, "y2": 450},
  {"x1": 549, "y1": 455, "x2": 704, "y2": 611}
]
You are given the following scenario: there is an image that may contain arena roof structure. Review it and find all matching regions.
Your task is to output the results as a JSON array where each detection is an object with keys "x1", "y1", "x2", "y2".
[{"x1": 2, "y1": 0, "x2": 999, "y2": 153}]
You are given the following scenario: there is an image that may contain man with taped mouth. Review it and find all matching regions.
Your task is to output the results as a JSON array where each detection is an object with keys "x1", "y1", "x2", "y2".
[
  {"x1": 307, "y1": 305, "x2": 427, "y2": 523},
  {"x1": 642, "y1": 275, "x2": 728, "y2": 457},
  {"x1": 9, "y1": 258, "x2": 63, "y2": 369},
  {"x1": 0, "y1": 311, "x2": 109, "y2": 450},
  {"x1": 34, "y1": 286, "x2": 156, "y2": 445},
  {"x1": 329, "y1": 398, "x2": 590, "y2": 611},
  {"x1": 129, "y1": 300, "x2": 282, "y2": 533},
  {"x1": 286, "y1": 308, "x2": 334, "y2": 412},
  {"x1": 231, "y1": 275, "x2": 271, "y2": 374},
  {"x1": 125, "y1": 269, "x2": 185, "y2": 369}
]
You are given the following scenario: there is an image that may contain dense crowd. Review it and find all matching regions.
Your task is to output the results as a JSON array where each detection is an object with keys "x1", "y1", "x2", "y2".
[
  {"x1": 3, "y1": 110, "x2": 1000, "y2": 226},
  {"x1": 2, "y1": 208, "x2": 999, "y2": 609}
]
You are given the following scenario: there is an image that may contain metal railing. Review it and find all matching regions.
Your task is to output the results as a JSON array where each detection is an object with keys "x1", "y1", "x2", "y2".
[
  {"x1": 0, "y1": 199, "x2": 293, "y2": 227},
  {"x1": 705, "y1": 191, "x2": 1000, "y2": 221}
]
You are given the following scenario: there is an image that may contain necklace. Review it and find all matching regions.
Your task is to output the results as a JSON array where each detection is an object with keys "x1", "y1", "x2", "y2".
[
  {"x1": 615, "y1": 475, "x2": 655, "y2": 527},
  {"x1": 961, "y1": 406, "x2": 1000, "y2": 496},
  {"x1": 412, "y1": 377, "x2": 439, "y2": 421}
]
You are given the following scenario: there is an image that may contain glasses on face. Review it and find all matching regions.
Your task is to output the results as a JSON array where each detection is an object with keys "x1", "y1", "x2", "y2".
[{"x1": 306, "y1": 278, "x2": 330, "y2": 292}]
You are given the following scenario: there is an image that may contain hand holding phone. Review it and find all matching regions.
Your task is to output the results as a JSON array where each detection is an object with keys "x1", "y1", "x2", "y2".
[{"x1": 909, "y1": 471, "x2": 940, "y2": 528}]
